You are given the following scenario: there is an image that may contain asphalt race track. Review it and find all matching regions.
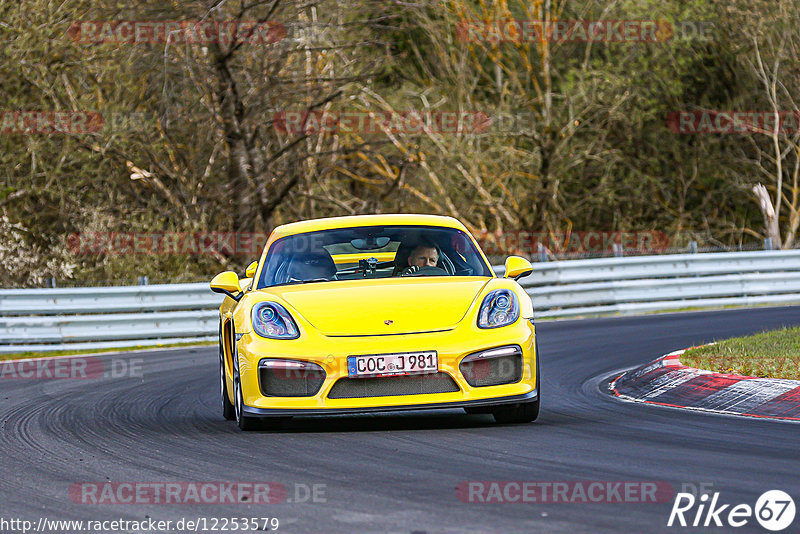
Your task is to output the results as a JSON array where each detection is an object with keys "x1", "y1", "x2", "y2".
[{"x1": 2, "y1": 306, "x2": 799, "y2": 534}]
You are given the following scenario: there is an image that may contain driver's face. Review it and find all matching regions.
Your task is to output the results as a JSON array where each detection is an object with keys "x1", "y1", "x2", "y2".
[{"x1": 408, "y1": 246, "x2": 438, "y2": 268}]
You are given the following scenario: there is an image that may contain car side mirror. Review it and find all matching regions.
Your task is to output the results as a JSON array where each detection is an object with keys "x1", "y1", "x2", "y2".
[
  {"x1": 210, "y1": 271, "x2": 243, "y2": 301},
  {"x1": 245, "y1": 261, "x2": 258, "y2": 278},
  {"x1": 504, "y1": 256, "x2": 533, "y2": 281}
]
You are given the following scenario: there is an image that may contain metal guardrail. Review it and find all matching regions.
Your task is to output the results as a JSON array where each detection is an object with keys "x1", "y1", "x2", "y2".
[
  {"x1": 0, "y1": 284, "x2": 220, "y2": 354},
  {"x1": 2, "y1": 250, "x2": 800, "y2": 353},
  {"x1": 513, "y1": 250, "x2": 800, "y2": 318},
  {"x1": 0, "y1": 283, "x2": 218, "y2": 315}
]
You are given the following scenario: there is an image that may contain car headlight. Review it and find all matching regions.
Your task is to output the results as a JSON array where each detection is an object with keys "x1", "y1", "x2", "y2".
[
  {"x1": 477, "y1": 290, "x2": 519, "y2": 329},
  {"x1": 251, "y1": 302, "x2": 299, "y2": 339}
]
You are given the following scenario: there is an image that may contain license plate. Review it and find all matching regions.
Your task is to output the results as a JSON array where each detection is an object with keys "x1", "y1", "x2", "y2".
[{"x1": 347, "y1": 351, "x2": 438, "y2": 377}]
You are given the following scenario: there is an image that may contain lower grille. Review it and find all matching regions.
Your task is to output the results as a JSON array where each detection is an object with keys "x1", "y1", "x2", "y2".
[
  {"x1": 460, "y1": 353, "x2": 523, "y2": 387},
  {"x1": 259, "y1": 367, "x2": 326, "y2": 397},
  {"x1": 327, "y1": 373, "x2": 459, "y2": 399}
]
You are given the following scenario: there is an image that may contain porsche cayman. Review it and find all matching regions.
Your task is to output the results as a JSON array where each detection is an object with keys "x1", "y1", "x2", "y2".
[{"x1": 210, "y1": 214, "x2": 539, "y2": 430}]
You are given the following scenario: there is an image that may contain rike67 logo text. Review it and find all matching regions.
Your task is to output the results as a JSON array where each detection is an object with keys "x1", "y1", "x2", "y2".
[{"x1": 668, "y1": 490, "x2": 795, "y2": 531}]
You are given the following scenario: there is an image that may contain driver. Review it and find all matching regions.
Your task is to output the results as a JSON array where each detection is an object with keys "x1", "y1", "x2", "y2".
[{"x1": 398, "y1": 241, "x2": 439, "y2": 276}]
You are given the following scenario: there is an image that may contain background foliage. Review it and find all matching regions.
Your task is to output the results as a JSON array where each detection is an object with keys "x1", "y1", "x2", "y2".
[{"x1": 1, "y1": 0, "x2": 798, "y2": 286}]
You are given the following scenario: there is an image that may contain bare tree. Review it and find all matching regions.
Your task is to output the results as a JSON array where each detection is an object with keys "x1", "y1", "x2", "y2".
[{"x1": 739, "y1": 2, "x2": 800, "y2": 248}]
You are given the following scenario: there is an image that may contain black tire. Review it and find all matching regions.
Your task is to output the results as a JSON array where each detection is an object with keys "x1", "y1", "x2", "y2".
[
  {"x1": 233, "y1": 369, "x2": 263, "y2": 431},
  {"x1": 229, "y1": 327, "x2": 262, "y2": 431},
  {"x1": 220, "y1": 358, "x2": 236, "y2": 421},
  {"x1": 219, "y1": 323, "x2": 236, "y2": 421},
  {"x1": 230, "y1": 329, "x2": 290, "y2": 431}
]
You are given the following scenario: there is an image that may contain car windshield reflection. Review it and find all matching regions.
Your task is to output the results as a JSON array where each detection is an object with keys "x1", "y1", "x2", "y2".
[{"x1": 257, "y1": 225, "x2": 493, "y2": 289}]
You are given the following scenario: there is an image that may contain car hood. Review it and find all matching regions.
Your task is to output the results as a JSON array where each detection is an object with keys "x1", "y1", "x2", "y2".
[{"x1": 264, "y1": 277, "x2": 492, "y2": 336}]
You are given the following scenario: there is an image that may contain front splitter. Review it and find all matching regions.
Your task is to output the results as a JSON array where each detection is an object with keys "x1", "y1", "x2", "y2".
[{"x1": 241, "y1": 389, "x2": 538, "y2": 417}]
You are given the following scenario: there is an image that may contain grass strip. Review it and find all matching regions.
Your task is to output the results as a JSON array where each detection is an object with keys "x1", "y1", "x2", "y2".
[{"x1": 681, "y1": 326, "x2": 800, "y2": 380}]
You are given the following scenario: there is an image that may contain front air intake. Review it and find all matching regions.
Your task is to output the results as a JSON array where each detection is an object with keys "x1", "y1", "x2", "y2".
[
  {"x1": 460, "y1": 345, "x2": 523, "y2": 387},
  {"x1": 258, "y1": 359, "x2": 326, "y2": 397}
]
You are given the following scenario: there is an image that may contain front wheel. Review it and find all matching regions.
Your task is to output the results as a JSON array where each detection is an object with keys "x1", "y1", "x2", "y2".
[
  {"x1": 230, "y1": 329, "x2": 291, "y2": 431},
  {"x1": 233, "y1": 370, "x2": 262, "y2": 431},
  {"x1": 219, "y1": 323, "x2": 235, "y2": 421},
  {"x1": 229, "y1": 325, "x2": 261, "y2": 431},
  {"x1": 492, "y1": 351, "x2": 540, "y2": 424},
  {"x1": 220, "y1": 357, "x2": 235, "y2": 421}
]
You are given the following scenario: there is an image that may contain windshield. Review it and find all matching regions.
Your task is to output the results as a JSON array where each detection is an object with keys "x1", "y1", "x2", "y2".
[{"x1": 257, "y1": 225, "x2": 493, "y2": 288}]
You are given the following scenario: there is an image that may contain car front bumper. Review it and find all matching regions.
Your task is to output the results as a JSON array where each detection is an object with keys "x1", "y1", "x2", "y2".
[{"x1": 230, "y1": 319, "x2": 538, "y2": 415}]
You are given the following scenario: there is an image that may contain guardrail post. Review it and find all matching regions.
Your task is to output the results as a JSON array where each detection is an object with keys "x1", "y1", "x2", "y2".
[
  {"x1": 689, "y1": 241, "x2": 698, "y2": 254},
  {"x1": 612, "y1": 243, "x2": 623, "y2": 257},
  {"x1": 45, "y1": 277, "x2": 56, "y2": 288},
  {"x1": 138, "y1": 276, "x2": 149, "y2": 286},
  {"x1": 764, "y1": 237, "x2": 773, "y2": 251}
]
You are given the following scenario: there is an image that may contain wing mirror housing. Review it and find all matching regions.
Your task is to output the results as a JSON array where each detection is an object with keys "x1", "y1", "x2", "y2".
[
  {"x1": 210, "y1": 271, "x2": 243, "y2": 301},
  {"x1": 245, "y1": 261, "x2": 258, "y2": 278},
  {"x1": 504, "y1": 256, "x2": 533, "y2": 281}
]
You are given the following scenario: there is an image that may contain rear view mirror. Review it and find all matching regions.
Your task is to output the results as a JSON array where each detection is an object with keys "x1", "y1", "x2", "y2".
[
  {"x1": 350, "y1": 236, "x2": 391, "y2": 250},
  {"x1": 245, "y1": 261, "x2": 258, "y2": 278}
]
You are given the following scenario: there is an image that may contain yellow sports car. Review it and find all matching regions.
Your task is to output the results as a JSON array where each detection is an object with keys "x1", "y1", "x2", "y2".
[{"x1": 210, "y1": 214, "x2": 538, "y2": 430}]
